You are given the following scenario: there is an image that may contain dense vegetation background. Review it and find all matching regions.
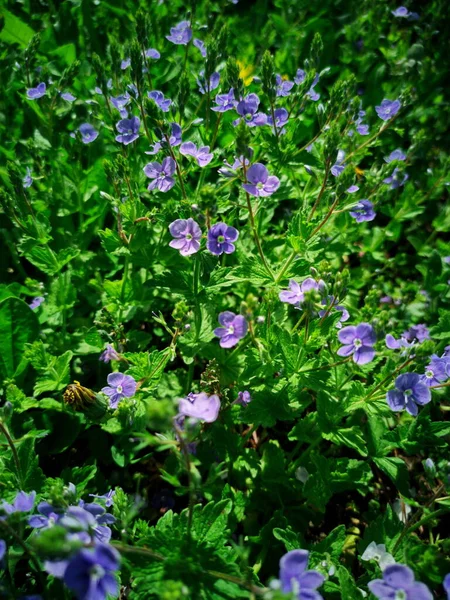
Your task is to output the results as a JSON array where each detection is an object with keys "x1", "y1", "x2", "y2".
[{"x1": 0, "y1": 0, "x2": 450, "y2": 598}]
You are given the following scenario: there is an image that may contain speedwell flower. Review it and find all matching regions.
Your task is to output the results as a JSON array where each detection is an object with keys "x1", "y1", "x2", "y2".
[
  {"x1": 79, "y1": 123, "x2": 99, "y2": 144},
  {"x1": 101, "y1": 373, "x2": 137, "y2": 409},
  {"x1": 169, "y1": 218, "x2": 202, "y2": 256},
  {"x1": 368, "y1": 564, "x2": 432, "y2": 600},
  {"x1": 279, "y1": 549, "x2": 325, "y2": 600},
  {"x1": 420, "y1": 355, "x2": 449, "y2": 387},
  {"x1": 63, "y1": 544, "x2": 120, "y2": 600},
  {"x1": 148, "y1": 90, "x2": 172, "y2": 112},
  {"x1": 207, "y1": 222, "x2": 239, "y2": 255},
  {"x1": 279, "y1": 278, "x2": 324, "y2": 307},
  {"x1": 144, "y1": 157, "x2": 176, "y2": 192},
  {"x1": 212, "y1": 88, "x2": 238, "y2": 112},
  {"x1": 386, "y1": 373, "x2": 431, "y2": 416},
  {"x1": 166, "y1": 21, "x2": 192, "y2": 45},
  {"x1": 349, "y1": 200, "x2": 376, "y2": 222},
  {"x1": 337, "y1": 323, "x2": 376, "y2": 365},
  {"x1": 242, "y1": 163, "x2": 280, "y2": 197},
  {"x1": 214, "y1": 312, "x2": 248, "y2": 348},
  {"x1": 27, "y1": 83, "x2": 46, "y2": 99},
  {"x1": 178, "y1": 392, "x2": 221, "y2": 423},
  {"x1": 180, "y1": 142, "x2": 213, "y2": 167},
  {"x1": 115, "y1": 116, "x2": 140, "y2": 145},
  {"x1": 197, "y1": 71, "x2": 220, "y2": 95},
  {"x1": 235, "y1": 94, "x2": 267, "y2": 127},
  {"x1": 375, "y1": 98, "x2": 401, "y2": 121}
]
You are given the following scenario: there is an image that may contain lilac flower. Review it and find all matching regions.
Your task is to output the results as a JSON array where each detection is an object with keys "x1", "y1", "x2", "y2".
[
  {"x1": 276, "y1": 74, "x2": 294, "y2": 97},
  {"x1": 207, "y1": 222, "x2": 239, "y2": 255},
  {"x1": 337, "y1": 323, "x2": 376, "y2": 365},
  {"x1": 368, "y1": 564, "x2": 432, "y2": 600},
  {"x1": 28, "y1": 502, "x2": 62, "y2": 529},
  {"x1": 121, "y1": 58, "x2": 131, "y2": 69},
  {"x1": 101, "y1": 373, "x2": 137, "y2": 409},
  {"x1": 392, "y1": 6, "x2": 410, "y2": 17},
  {"x1": 318, "y1": 296, "x2": 350, "y2": 328},
  {"x1": 420, "y1": 355, "x2": 449, "y2": 387},
  {"x1": 94, "y1": 79, "x2": 113, "y2": 95},
  {"x1": 148, "y1": 91, "x2": 172, "y2": 112},
  {"x1": 145, "y1": 123, "x2": 182, "y2": 155},
  {"x1": 386, "y1": 373, "x2": 431, "y2": 416},
  {"x1": 279, "y1": 550, "x2": 325, "y2": 600},
  {"x1": 212, "y1": 88, "x2": 238, "y2": 112},
  {"x1": 29, "y1": 296, "x2": 45, "y2": 310},
  {"x1": 145, "y1": 48, "x2": 160, "y2": 59},
  {"x1": 166, "y1": 21, "x2": 192, "y2": 45},
  {"x1": 349, "y1": 109, "x2": 369, "y2": 136},
  {"x1": 347, "y1": 185, "x2": 359, "y2": 193},
  {"x1": 89, "y1": 490, "x2": 116, "y2": 508},
  {"x1": 180, "y1": 142, "x2": 213, "y2": 167},
  {"x1": 178, "y1": 392, "x2": 221, "y2": 423},
  {"x1": 349, "y1": 200, "x2": 376, "y2": 222},
  {"x1": 193, "y1": 39, "x2": 207, "y2": 57},
  {"x1": 169, "y1": 218, "x2": 202, "y2": 256},
  {"x1": 197, "y1": 71, "x2": 220, "y2": 95},
  {"x1": 294, "y1": 69, "x2": 306, "y2": 85},
  {"x1": 110, "y1": 93, "x2": 131, "y2": 118},
  {"x1": 61, "y1": 504, "x2": 115, "y2": 545},
  {"x1": 383, "y1": 167, "x2": 408, "y2": 189},
  {"x1": 218, "y1": 154, "x2": 251, "y2": 177},
  {"x1": 235, "y1": 391, "x2": 252, "y2": 406},
  {"x1": 99, "y1": 344, "x2": 120, "y2": 363},
  {"x1": 61, "y1": 92, "x2": 76, "y2": 102},
  {"x1": 404, "y1": 324, "x2": 430, "y2": 343},
  {"x1": 79, "y1": 123, "x2": 99, "y2": 144},
  {"x1": 214, "y1": 312, "x2": 248, "y2": 348},
  {"x1": 115, "y1": 116, "x2": 140, "y2": 145},
  {"x1": 375, "y1": 99, "x2": 401, "y2": 121},
  {"x1": 27, "y1": 83, "x2": 46, "y2": 99},
  {"x1": 331, "y1": 150, "x2": 346, "y2": 177},
  {"x1": 361, "y1": 542, "x2": 395, "y2": 571},
  {"x1": 267, "y1": 108, "x2": 289, "y2": 132},
  {"x1": 144, "y1": 157, "x2": 176, "y2": 192},
  {"x1": 279, "y1": 278, "x2": 324, "y2": 307},
  {"x1": 385, "y1": 149, "x2": 407, "y2": 163},
  {"x1": 1, "y1": 491, "x2": 36, "y2": 516},
  {"x1": 64, "y1": 544, "x2": 120, "y2": 600},
  {"x1": 242, "y1": 163, "x2": 280, "y2": 197},
  {"x1": 306, "y1": 74, "x2": 320, "y2": 101},
  {"x1": 235, "y1": 94, "x2": 267, "y2": 127},
  {"x1": 23, "y1": 167, "x2": 33, "y2": 188}
]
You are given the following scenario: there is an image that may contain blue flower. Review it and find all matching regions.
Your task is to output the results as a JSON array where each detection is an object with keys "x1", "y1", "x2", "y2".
[
  {"x1": 386, "y1": 373, "x2": 431, "y2": 416},
  {"x1": 79, "y1": 123, "x2": 99, "y2": 144},
  {"x1": 115, "y1": 116, "x2": 140, "y2": 145},
  {"x1": 64, "y1": 544, "x2": 120, "y2": 600},
  {"x1": 197, "y1": 71, "x2": 220, "y2": 95},
  {"x1": 279, "y1": 549, "x2": 324, "y2": 600},
  {"x1": 369, "y1": 564, "x2": 432, "y2": 600},
  {"x1": 166, "y1": 21, "x2": 192, "y2": 45},
  {"x1": 148, "y1": 90, "x2": 172, "y2": 112},
  {"x1": 1, "y1": 491, "x2": 36, "y2": 517},
  {"x1": 375, "y1": 98, "x2": 401, "y2": 121},
  {"x1": 211, "y1": 88, "x2": 238, "y2": 112},
  {"x1": 27, "y1": 83, "x2": 46, "y2": 99},
  {"x1": 101, "y1": 373, "x2": 137, "y2": 408},
  {"x1": 349, "y1": 200, "x2": 376, "y2": 222},
  {"x1": 275, "y1": 74, "x2": 294, "y2": 97}
]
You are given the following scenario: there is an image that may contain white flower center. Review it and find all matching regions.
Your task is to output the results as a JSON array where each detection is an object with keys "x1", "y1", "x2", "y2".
[
  {"x1": 227, "y1": 326, "x2": 235, "y2": 334},
  {"x1": 353, "y1": 338, "x2": 362, "y2": 348},
  {"x1": 425, "y1": 369, "x2": 434, "y2": 379},
  {"x1": 186, "y1": 233, "x2": 192, "y2": 240},
  {"x1": 117, "y1": 385, "x2": 123, "y2": 394},
  {"x1": 257, "y1": 182, "x2": 264, "y2": 189},
  {"x1": 395, "y1": 591, "x2": 407, "y2": 600},
  {"x1": 218, "y1": 235, "x2": 225, "y2": 243},
  {"x1": 90, "y1": 564, "x2": 106, "y2": 581}
]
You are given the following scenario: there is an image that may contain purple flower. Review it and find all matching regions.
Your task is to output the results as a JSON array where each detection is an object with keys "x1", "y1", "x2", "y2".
[
  {"x1": 207, "y1": 222, "x2": 239, "y2": 256},
  {"x1": 193, "y1": 39, "x2": 207, "y2": 57},
  {"x1": 197, "y1": 71, "x2": 220, "y2": 95},
  {"x1": 369, "y1": 564, "x2": 432, "y2": 600},
  {"x1": 337, "y1": 323, "x2": 376, "y2": 365},
  {"x1": 121, "y1": 58, "x2": 131, "y2": 69},
  {"x1": 349, "y1": 109, "x2": 369, "y2": 136},
  {"x1": 64, "y1": 544, "x2": 120, "y2": 600},
  {"x1": 331, "y1": 150, "x2": 346, "y2": 177},
  {"x1": 279, "y1": 278, "x2": 324, "y2": 307},
  {"x1": 444, "y1": 573, "x2": 450, "y2": 599},
  {"x1": 29, "y1": 296, "x2": 45, "y2": 309},
  {"x1": 28, "y1": 502, "x2": 62, "y2": 529},
  {"x1": 318, "y1": 296, "x2": 350, "y2": 328},
  {"x1": 79, "y1": 123, "x2": 99, "y2": 144},
  {"x1": 99, "y1": 344, "x2": 120, "y2": 363},
  {"x1": 212, "y1": 88, "x2": 238, "y2": 112},
  {"x1": 349, "y1": 200, "x2": 376, "y2": 222},
  {"x1": 383, "y1": 167, "x2": 408, "y2": 189},
  {"x1": 385, "y1": 149, "x2": 407, "y2": 163},
  {"x1": 385, "y1": 334, "x2": 413, "y2": 351},
  {"x1": 306, "y1": 74, "x2": 320, "y2": 101},
  {"x1": 404, "y1": 324, "x2": 430, "y2": 343},
  {"x1": 214, "y1": 312, "x2": 248, "y2": 348},
  {"x1": 242, "y1": 163, "x2": 280, "y2": 197},
  {"x1": 420, "y1": 355, "x2": 449, "y2": 387},
  {"x1": 110, "y1": 93, "x2": 131, "y2": 118},
  {"x1": 101, "y1": 373, "x2": 137, "y2": 409},
  {"x1": 89, "y1": 490, "x2": 116, "y2": 508},
  {"x1": 392, "y1": 6, "x2": 410, "y2": 17},
  {"x1": 62, "y1": 503, "x2": 115, "y2": 544},
  {"x1": 143, "y1": 157, "x2": 176, "y2": 192},
  {"x1": 169, "y1": 218, "x2": 202, "y2": 256},
  {"x1": 235, "y1": 391, "x2": 252, "y2": 406},
  {"x1": 23, "y1": 167, "x2": 33, "y2": 188},
  {"x1": 145, "y1": 123, "x2": 182, "y2": 155},
  {"x1": 61, "y1": 92, "x2": 76, "y2": 102},
  {"x1": 115, "y1": 116, "x2": 140, "y2": 145},
  {"x1": 279, "y1": 549, "x2": 325, "y2": 600},
  {"x1": 235, "y1": 94, "x2": 267, "y2": 127},
  {"x1": 386, "y1": 373, "x2": 431, "y2": 416},
  {"x1": 375, "y1": 99, "x2": 401, "y2": 121},
  {"x1": 294, "y1": 69, "x2": 306, "y2": 85},
  {"x1": 180, "y1": 142, "x2": 213, "y2": 167},
  {"x1": 0, "y1": 540, "x2": 6, "y2": 561},
  {"x1": 276, "y1": 74, "x2": 294, "y2": 97},
  {"x1": 145, "y1": 48, "x2": 160, "y2": 59},
  {"x1": 218, "y1": 154, "x2": 252, "y2": 177},
  {"x1": 27, "y1": 83, "x2": 46, "y2": 99},
  {"x1": 1, "y1": 491, "x2": 36, "y2": 516},
  {"x1": 148, "y1": 90, "x2": 172, "y2": 112},
  {"x1": 166, "y1": 21, "x2": 192, "y2": 45},
  {"x1": 267, "y1": 108, "x2": 289, "y2": 131},
  {"x1": 347, "y1": 185, "x2": 359, "y2": 193},
  {"x1": 178, "y1": 392, "x2": 221, "y2": 423}
]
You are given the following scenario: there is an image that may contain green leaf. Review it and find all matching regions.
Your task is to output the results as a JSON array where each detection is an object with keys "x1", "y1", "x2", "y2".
[
  {"x1": 34, "y1": 350, "x2": 73, "y2": 395},
  {"x1": 373, "y1": 456, "x2": 409, "y2": 495},
  {"x1": 0, "y1": 9, "x2": 35, "y2": 47},
  {"x1": 0, "y1": 297, "x2": 39, "y2": 380}
]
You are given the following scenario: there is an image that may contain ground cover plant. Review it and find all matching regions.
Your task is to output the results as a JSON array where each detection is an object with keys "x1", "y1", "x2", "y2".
[{"x1": 0, "y1": 0, "x2": 450, "y2": 598}]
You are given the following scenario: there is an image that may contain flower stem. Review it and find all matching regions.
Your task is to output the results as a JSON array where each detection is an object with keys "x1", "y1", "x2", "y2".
[
  {"x1": 363, "y1": 356, "x2": 415, "y2": 401},
  {"x1": 0, "y1": 420, "x2": 23, "y2": 488}
]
